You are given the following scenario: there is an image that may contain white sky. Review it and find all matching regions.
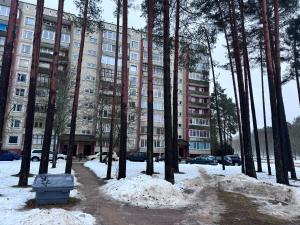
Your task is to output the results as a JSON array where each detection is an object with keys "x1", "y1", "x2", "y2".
[{"x1": 22, "y1": 0, "x2": 300, "y2": 129}]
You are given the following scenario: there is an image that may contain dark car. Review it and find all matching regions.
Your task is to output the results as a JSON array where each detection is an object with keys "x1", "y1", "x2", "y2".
[
  {"x1": 0, "y1": 150, "x2": 21, "y2": 161},
  {"x1": 186, "y1": 156, "x2": 218, "y2": 165},
  {"x1": 127, "y1": 152, "x2": 147, "y2": 162},
  {"x1": 215, "y1": 156, "x2": 233, "y2": 165},
  {"x1": 226, "y1": 155, "x2": 241, "y2": 166},
  {"x1": 158, "y1": 154, "x2": 182, "y2": 162}
]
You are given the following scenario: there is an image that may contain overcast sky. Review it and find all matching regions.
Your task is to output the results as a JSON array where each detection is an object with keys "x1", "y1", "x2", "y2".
[{"x1": 23, "y1": 0, "x2": 300, "y2": 129}]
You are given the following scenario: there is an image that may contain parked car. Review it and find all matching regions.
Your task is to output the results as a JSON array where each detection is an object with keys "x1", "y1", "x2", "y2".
[
  {"x1": 157, "y1": 153, "x2": 182, "y2": 162},
  {"x1": 0, "y1": 150, "x2": 21, "y2": 161},
  {"x1": 88, "y1": 152, "x2": 119, "y2": 162},
  {"x1": 127, "y1": 152, "x2": 147, "y2": 162},
  {"x1": 186, "y1": 155, "x2": 218, "y2": 165},
  {"x1": 226, "y1": 154, "x2": 241, "y2": 166},
  {"x1": 215, "y1": 156, "x2": 233, "y2": 165},
  {"x1": 31, "y1": 149, "x2": 66, "y2": 161}
]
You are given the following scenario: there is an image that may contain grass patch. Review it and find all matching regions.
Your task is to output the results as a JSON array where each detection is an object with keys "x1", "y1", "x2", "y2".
[{"x1": 24, "y1": 197, "x2": 80, "y2": 210}]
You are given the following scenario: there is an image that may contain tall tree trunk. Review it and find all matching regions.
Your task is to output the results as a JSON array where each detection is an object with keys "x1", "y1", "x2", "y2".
[
  {"x1": 135, "y1": 34, "x2": 144, "y2": 153},
  {"x1": 260, "y1": 42, "x2": 271, "y2": 176},
  {"x1": 172, "y1": 0, "x2": 180, "y2": 173},
  {"x1": 228, "y1": 0, "x2": 256, "y2": 178},
  {"x1": 107, "y1": 0, "x2": 121, "y2": 179},
  {"x1": 217, "y1": 1, "x2": 245, "y2": 172},
  {"x1": 39, "y1": 0, "x2": 64, "y2": 174},
  {"x1": 163, "y1": 0, "x2": 174, "y2": 184},
  {"x1": 205, "y1": 30, "x2": 225, "y2": 170},
  {"x1": 0, "y1": 0, "x2": 19, "y2": 151},
  {"x1": 274, "y1": 0, "x2": 296, "y2": 180},
  {"x1": 118, "y1": 0, "x2": 129, "y2": 179},
  {"x1": 238, "y1": 0, "x2": 262, "y2": 172},
  {"x1": 185, "y1": 47, "x2": 190, "y2": 158},
  {"x1": 65, "y1": 0, "x2": 88, "y2": 174},
  {"x1": 146, "y1": 0, "x2": 154, "y2": 176},
  {"x1": 260, "y1": 0, "x2": 288, "y2": 184},
  {"x1": 18, "y1": 0, "x2": 44, "y2": 186},
  {"x1": 52, "y1": 134, "x2": 60, "y2": 168},
  {"x1": 293, "y1": 31, "x2": 300, "y2": 106}
]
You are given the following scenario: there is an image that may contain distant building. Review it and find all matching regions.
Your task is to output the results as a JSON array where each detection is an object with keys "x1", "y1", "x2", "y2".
[{"x1": 0, "y1": 1, "x2": 211, "y2": 157}]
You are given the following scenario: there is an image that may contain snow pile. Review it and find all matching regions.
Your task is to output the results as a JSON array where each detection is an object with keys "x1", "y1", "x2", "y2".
[
  {"x1": 101, "y1": 174, "x2": 191, "y2": 208},
  {"x1": 2, "y1": 209, "x2": 95, "y2": 225},
  {"x1": 215, "y1": 173, "x2": 294, "y2": 204},
  {"x1": 0, "y1": 161, "x2": 95, "y2": 225}
]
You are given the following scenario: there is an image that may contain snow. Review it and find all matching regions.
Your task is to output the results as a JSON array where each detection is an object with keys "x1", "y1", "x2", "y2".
[
  {"x1": 0, "y1": 160, "x2": 95, "y2": 225},
  {"x1": 85, "y1": 160, "x2": 300, "y2": 220}
]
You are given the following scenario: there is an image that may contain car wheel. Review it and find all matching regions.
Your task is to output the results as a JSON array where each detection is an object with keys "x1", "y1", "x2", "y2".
[
  {"x1": 32, "y1": 157, "x2": 39, "y2": 162},
  {"x1": 57, "y1": 157, "x2": 63, "y2": 160}
]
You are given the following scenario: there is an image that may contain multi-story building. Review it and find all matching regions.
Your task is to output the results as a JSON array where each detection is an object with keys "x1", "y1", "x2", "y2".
[{"x1": 0, "y1": 1, "x2": 211, "y2": 157}]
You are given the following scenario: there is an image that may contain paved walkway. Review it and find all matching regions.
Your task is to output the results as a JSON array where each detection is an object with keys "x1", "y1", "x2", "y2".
[{"x1": 72, "y1": 163, "x2": 296, "y2": 225}]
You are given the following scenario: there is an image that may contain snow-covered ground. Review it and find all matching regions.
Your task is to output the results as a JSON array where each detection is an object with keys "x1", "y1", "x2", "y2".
[
  {"x1": 85, "y1": 160, "x2": 300, "y2": 220},
  {"x1": 0, "y1": 160, "x2": 95, "y2": 225}
]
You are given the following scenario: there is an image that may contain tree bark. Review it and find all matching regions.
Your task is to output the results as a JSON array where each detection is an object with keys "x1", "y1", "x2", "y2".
[
  {"x1": 52, "y1": 134, "x2": 60, "y2": 168},
  {"x1": 19, "y1": 0, "x2": 44, "y2": 186},
  {"x1": 238, "y1": 0, "x2": 262, "y2": 172},
  {"x1": 107, "y1": 0, "x2": 121, "y2": 180},
  {"x1": 65, "y1": 0, "x2": 88, "y2": 174},
  {"x1": 146, "y1": 0, "x2": 154, "y2": 176},
  {"x1": 228, "y1": 0, "x2": 256, "y2": 178},
  {"x1": 118, "y1": 0, "x2": 128, "y2": 179},
  {"x1": 260, "y1": 42, "x2": 271, "y2": 176},
  {"x1": 172, "y1": 0, "x2": 180, "y2": 173},
  {"x1": 39, "y1": 0, "x2": 64, "y2": 174},
  {"x1": 205, "y1": 30, "x2": 225, "y2": 170},
  {"x1": 135, "y1": 34, "x2": 144, "y2": 153},
  {"x1": 216, "y1": 0, "x2": 245, "y2": 173},
  {"x1": 163, "y1": 0, "x2": 174, "y2": 184},
  {"x1": 293, "y1": 30, "x2": 300, "y2": 106},
  {"x1": 260, "y1": 0, "x2": 288, "y2": 184},
  {"x1": 0, "y1": 0, "x2": 19, "y2": 151}
]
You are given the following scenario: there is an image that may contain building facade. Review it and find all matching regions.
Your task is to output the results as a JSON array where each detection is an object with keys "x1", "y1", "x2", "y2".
[{"x1": 0, "y1": 1, "x2": 211, "y2": 157}]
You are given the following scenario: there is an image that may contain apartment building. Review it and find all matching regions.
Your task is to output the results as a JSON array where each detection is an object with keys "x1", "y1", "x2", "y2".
[{"x1": 0, "y1": 1, "x2": 211, "y2": 157}]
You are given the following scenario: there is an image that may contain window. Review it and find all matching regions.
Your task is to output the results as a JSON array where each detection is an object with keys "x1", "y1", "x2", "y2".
[
  {"x1": 189, "y1": 118, "x2": 209, "y2": 126},
  {"x1": 19, "y1": 59, "x2": 30, "y2": 69},
  {"x1": 0, "y1": 5, "x2": 10, "y2": 17},
  {"x1": 153, "y1": 102, "x2": 164, "y2": 110},
  {"x1": 129, "y1": 88, "x2": 136, "y2": 96},
  {"x1": 130, "y1": 65, "x2": 137, "y2": 73},
  {"x1": 154, "y1": 114, "x2": 163, "y2": 123},
  {"x1": 82, "y1": 130, "x2": 91, "y2": 134},
  {"x1": 42, "y1": 30, "x2": 55, "y2": 41},
  {"x1": 129, "y1": 102, "x2": 135, "y2": 108},
  {"x1": 153, "y1": 89, "x2": 163, "y2": 98},
  {"x1": 13, "y1": 104, "x2": 23, "y2": 112},
  {"x1": 25, "y1": 17, "x2": 35, "y2": 26},
  {"x1": 130, "y1": 52, "x2": 139, "y2": 61},
  {"x1": 37, "y1": 74, "x2": 50, "y2": 87},
  {"x1": 129, "y1": 114, "x2": 135, "y2": 121},
  {"x1": 17, "y1": 73, "x2": 27, "y2": 82},
  {"x1": 89, "y1": 37, "x2": 97, "y2": 44},
  {"x1": 129, "y1": 76, "x2": 137, "y2": 86},
  {"x1": 85, "y1": 88, "x2": 94, "y2": 94},
  {"x1": 34, "y1": 121, "x2": 43, "y2": 128},
  {"x1": 102, "y1": 109, "x2": 109, "y2": 118},
  {"x1": 189, "y1": 129, "x2": 210, "y2": 138},
  {"x1": 74, "y1": 42, "x2": 80, "y2": 48},
  {"x1": 140, "y1": 139, "x2": 147, "y2": 148},
  {"x1": 32, "y1": 134, "x2": 43, "y2": 145},
  {"x1": 189, "y1": 86, "x2": 196, "y2": 91},
  {"x1": 8, "y1": 136, "x2": 18, "y2": 145},
  {"x1": 15, "y1": 88, "x2": 25, "y2": 97},
  {"x1": 75, "y1": 28, "x2": 81, "y2": 35},
  {"x1": 83, "y1": 115, "x2": 93, "y2": 122},
  {"x1": 154, "y1": 139, "x2": 163, "y2": 148},
  {"x1": 102, "y1": 56, "x2": 122, "y2": 66},
  {"x1": 22, "y1": 30, "x2": 33, "y2": 40},
  {"x1": 61, "y1": 34, "x2": 70, "y2": 43},
  {"x1": 189, "y1": 142, "x2": 210, "y2": 151},
  {"x1": 87, "y1": 63, "x2": 97, "y2": 69},
  {"x1": 35, "y1": 104, "x2": 47, "y2": 113},
  {"x1": 21, "y1": 44, "x2": 32, "y2": 54},
  {"x1": 103, "y1": 30, "x2": 116, "y2": 40},
  {"x1": 189, "y1": 72, "x2": 208, "y2": 81},
  {"x1": 131, "y1": 40, "x2": 139, "y2": 49},
  {"x1": 88, "y1": 50, "x2": 97, "y2": 56},
  {"x1": 86, "y1": 75, "x2": 96, "y2": 81},
  {"x1": 10, "y1": 119, "x2": 21, "y2": 128},
  {"x1": 0, "y1": 36, "x2": 5, "y2": 45}
]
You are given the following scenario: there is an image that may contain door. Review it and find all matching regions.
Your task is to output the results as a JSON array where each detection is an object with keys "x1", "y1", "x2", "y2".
[{"x1": 84, "y1": 145, "x2": 92, "y2": 156}]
